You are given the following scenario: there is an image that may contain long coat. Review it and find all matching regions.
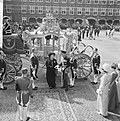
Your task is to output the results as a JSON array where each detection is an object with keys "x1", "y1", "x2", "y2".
[
  {"x1": 108, "y1": 71, "x2": 119, "y2": 111},
  {"x1": 97, "y1": 73, "x2": 111, "y2": 116},
  {"x1": 116, "y1": 71, "x2": 120, "y2": 103}
]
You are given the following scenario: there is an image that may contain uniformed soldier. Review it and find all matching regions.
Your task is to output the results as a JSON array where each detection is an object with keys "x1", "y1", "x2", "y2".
[
  {"x1": 59, "y1": 50, "x2": 71, "y2": 91},
  {"x1": 91, "y1": 48, "x2": 100, "y2": 84},
  {"x1": 68, "y1": 52, "x2": 77, "y2": 88},
  {"x1": 30, "y1": 48, "x2": 39, "y2": 90},
  {"x1": 15, "y1": 68, "x2": 33, "y2": 121},
  {"x1": 0, "y1": 51, "x2": 7, "y2": 90}
]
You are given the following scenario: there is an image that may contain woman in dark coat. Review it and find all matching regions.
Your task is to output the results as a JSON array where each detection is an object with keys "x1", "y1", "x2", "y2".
[
  {"x1": 46, "y1": 52, "x2": 57, "y2": 89},
  {"x1": 108, "y1": 63, "x2": 119, "y2": 112}
]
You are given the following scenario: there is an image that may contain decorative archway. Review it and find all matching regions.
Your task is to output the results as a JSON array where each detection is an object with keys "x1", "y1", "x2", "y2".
[
  {"x1": 75, "y1": 19, "x2": 83, "y2": 24},
  {"x1": 106, "y1": 19, "x2": 113, "y2": 25},
  {"x1": 99, "y1": 19, "x2": 106, "y2": 25},
  {"x1": 29, "y1": 17, "x2": 36, "y2": 23},
  {"x1": 113, "y1": 20, "x2": 120, "y2": 25},
  {"x1": 37, "y1": 18, "x2": 42, "y2": 23},
  {"x1": 60, "y1": 18, "x2": 68, "y2": 24}
]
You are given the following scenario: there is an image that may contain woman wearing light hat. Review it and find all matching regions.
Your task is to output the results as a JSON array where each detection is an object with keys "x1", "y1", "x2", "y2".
[
  {"x1": 116, "y1": 63, "x2": 120, "y2": 103},
  {"x1": 108, "y1": 63, "x2": 119, "y2": 112},
  {"x1": 96, "y1": 63, "x2": 111, "y2": 117}
]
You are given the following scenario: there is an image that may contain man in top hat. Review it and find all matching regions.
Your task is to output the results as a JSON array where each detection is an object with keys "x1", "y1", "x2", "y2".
[
  {"x1": 0, "y1": 51, "x2": 7, "y2": 90},
  {"x1": 91, "y1": 48, "x2": 100, "y2": 84},
  {"x1": 59, "y1": 50, "x2": 71, "y2": 91},
  {"x1": 15, "y1": 68, "x2": 33, "y2": 121},
  {"x1": 30, "y1": 48, "x2": 39, "y2": 90}
]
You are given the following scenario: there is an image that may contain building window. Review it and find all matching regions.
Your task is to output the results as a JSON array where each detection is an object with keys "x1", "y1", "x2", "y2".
[
  {"x1": 38, "y1": 6, "x2": 43, "y2": 14},
  {"x1": 37, "y1": 0, "x2": 43, "y2": 2},
  {"x1": 116, "y1": 0, "x2": 120, "y2": 4},
  {"x1": 61, "y1": 7, "x2": 67, "y2": 15},
  {"x1": 45, "y1": 0, "x2": 51, "y2": 2},
  {"x1": 85, "y1": 8, "x2": 90, "y2": 15},
  {"x1": 21, "y1": 5, "x2": 27, "y2": 14},
  {"x1": 77, "y1": 7, "x2": 82, "y2": 15},
  {"x1": 100, "y1": 8, "x2": 106, "y2": 16},
  {"x1": 46, "y1": 6, "x2": 51, "y2": 13},
  {"x1": 29, "y1": 6, "x2": 35, "y2": 14},
  {"x1": 93, "y1": 8, "x2": 98, "y2": 15},
  {"x1": 69, "y1": 0, "x2": 75, "y2": 3},
  {"x1": 6, "y1": 5, "x2": 12, "y2": 13},
  {"x1": 22, "y1": 17, "x2": 27, "y2": 23},
  {"x1": 69, "y1": 7, "x2": 74, "y2": 15},
  {"x1": 85, "y1": 0, "x2": 91, "y2": 4},
  {"x1": 108, "y1": 8, "x2": 113, "y2": 16},
  {"x1": 29, "y1": 0, "x2": 35, "y2": 2},
  {"x1": 53, "y1": 6, "x2": 59, "y2": 14},
  {"x1": 6, "y1": 0, "x2": 11, "y2": 1},
  {"x1": 61, "y1": 0, "x2": 67, "y2": 3},
  {"x1": 115, "y1": 8, "x2": 120, "y2": 16},
  {"x1": 109, "y1": 0, "x2": 114, "y2": 4},
  {"x1": 77, "y1": 0, "x2": 83, "y2": 3},
  {"x1": 53, "y1": 0, "x2": 59, "y2": 3},
  {"x1": 101, "y1": 0, "x2": 107, "y2": 4},
  {"x1": 94, "y1": 0, "x2": 99, "y2": 4}
]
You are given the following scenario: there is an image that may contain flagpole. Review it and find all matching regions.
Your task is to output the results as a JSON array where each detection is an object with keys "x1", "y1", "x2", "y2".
[{"x1": 0, "y1": 0, "x2": 3, "y2": 48}]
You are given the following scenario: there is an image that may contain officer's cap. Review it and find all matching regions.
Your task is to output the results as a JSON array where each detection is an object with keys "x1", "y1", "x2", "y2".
[
  {"x1": 48, "y1": 52, "x2": 55, "y2": 57},
  {"x1": 61, "y1": 50, "x2": 66, "y2": 54}
]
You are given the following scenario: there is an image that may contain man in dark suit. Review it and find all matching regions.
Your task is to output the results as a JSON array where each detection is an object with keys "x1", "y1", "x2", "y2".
[
  {"x1": 91, "y1": 48, "x2": 100, "y2": 84},
  {"x1": 30, "y1": 48, "x2": 39, "y2": 90},
  {"x1": 0, "y1": 51, "x2": 7, "y2": 90}
]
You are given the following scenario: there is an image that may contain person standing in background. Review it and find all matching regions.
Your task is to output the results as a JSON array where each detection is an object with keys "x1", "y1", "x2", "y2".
[
  {"x1": 15, "y1": 68, "x2": 33, "y2": 121},
  {"x1": 46, "y1": 52, "x2": 57, "y2": 89},
  {"x1": 96, "y1": 63, "x2": 111, "y2": 118},
  {"x1": 108, "y1": 63, "x2": 119, "y2": 112},
  {"x1": 91, "y1": 48, "x2": 100, "y2": 84}
]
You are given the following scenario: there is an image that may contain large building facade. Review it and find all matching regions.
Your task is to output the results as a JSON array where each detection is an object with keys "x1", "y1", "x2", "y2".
[{"x1": 3, "y1": 0, "x2": 120, "y2": 25}]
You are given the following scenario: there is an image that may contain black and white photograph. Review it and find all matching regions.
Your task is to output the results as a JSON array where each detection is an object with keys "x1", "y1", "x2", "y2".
[{"x1": 0, "y1": 0, "x2": 120, "y2": 121}]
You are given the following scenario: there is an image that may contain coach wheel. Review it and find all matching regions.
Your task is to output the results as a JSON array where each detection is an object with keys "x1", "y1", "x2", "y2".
[
  {"x1": 75, "y1": 54, "x2": 92, "y2": 79},
  {"x1": 3, "y1": 64, "x2": 16, "y2": 84}
]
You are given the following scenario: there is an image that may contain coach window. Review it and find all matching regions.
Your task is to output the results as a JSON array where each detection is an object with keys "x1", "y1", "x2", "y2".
[
  {"x1": 77, "y1": 7, "x2": 82, "y2": 15},
  {"x1": 6, "y1": 5, "x2": 12, "y2": 13},
  {"x1": 77, "y1": 0, "x2": 83, "y2": 4}
]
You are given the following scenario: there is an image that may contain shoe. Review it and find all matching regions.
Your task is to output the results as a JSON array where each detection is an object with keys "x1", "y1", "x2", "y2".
[
  {"x1": 0, "y1": 87, "x2": 7, "y2": 90},
  {"x1": 60, "y1": 86, "x2": 65, "y2": 89},
  {"x1": 33, "y1": 87, "x2": 38, "y2": 90},
  {"x1": 65, "y1": 88, "x2": 68, "y2": 91},
  {"x1": 26, "y1": 117, "x2": 30, "y2": 121},
  {"x1": 69, "y1": 85, "x2": 74, "y2": 88}
]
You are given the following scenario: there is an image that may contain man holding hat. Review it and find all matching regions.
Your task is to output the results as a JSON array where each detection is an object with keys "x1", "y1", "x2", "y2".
[
  {"x1": 0, "y1": 51, "x2": 7, "y2": 90},
  {"x1": 15, "y1": 68, "x2": 33, "y2": 121}
]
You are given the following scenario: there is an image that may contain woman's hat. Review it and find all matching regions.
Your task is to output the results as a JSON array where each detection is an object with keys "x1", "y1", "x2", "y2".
[
  {"x1": 111, "y1": 63, "x2": 118, "y2": 69},
  {"x1": 102, "y1": 63, "x2": 111, "y2": 73}
]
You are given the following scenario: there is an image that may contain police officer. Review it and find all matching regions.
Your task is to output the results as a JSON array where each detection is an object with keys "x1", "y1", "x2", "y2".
[
  {"x1": 0, "y1": 51, "x2": 7, "y2": 90},
  {"x1": 60, "y1": 50, "x2": 71, "y2": 91},
  {"x1": 15, "y1": 68, "x2": 33, "y2": 121},
  {"x1": 91, "y1": 48, "x2": 100, "y2": 84}
]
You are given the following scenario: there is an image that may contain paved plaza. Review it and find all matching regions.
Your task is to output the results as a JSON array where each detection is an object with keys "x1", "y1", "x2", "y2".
[{"x1": 0, "y1": 31, "x2": 120, "y2": 121}]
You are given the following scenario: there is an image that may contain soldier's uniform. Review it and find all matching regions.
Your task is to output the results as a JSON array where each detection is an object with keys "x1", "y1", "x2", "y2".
[{"x1": 15, "y1": 68, "x2": 32, "y2": 121}]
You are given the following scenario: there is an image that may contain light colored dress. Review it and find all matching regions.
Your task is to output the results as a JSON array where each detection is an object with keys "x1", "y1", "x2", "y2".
[
  {"x1": 116, "y1": 71, "x2": 120, "y2": 103},
  {"x1": 97, "y1": 73, "x2": 111, "y2": 116}
]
